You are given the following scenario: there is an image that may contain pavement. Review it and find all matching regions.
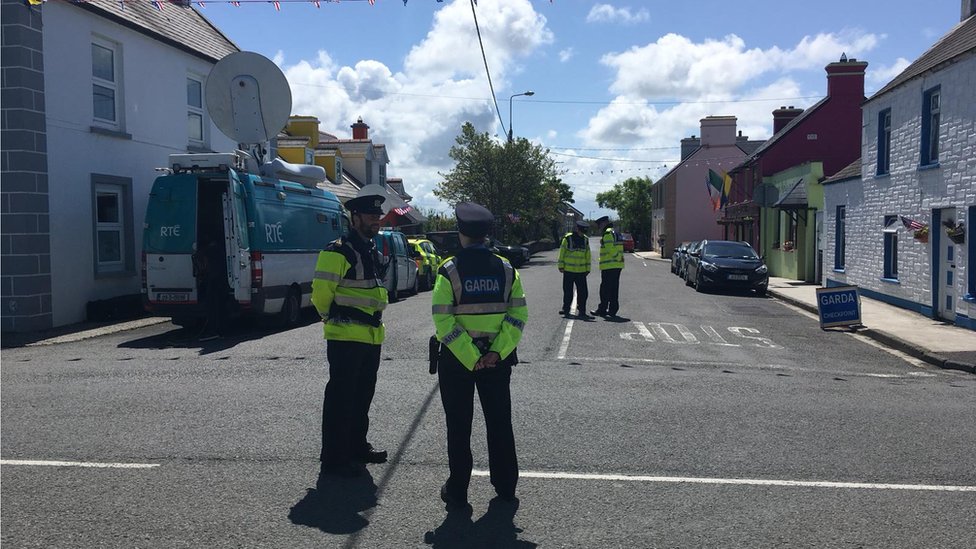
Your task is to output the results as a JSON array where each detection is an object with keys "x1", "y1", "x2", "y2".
[
  {"x1": 634, "y1": 250, "x2": 976, "y2": 374},
  {"x1": 4, "y1": 252, "x2": 974, "y2": 375}
]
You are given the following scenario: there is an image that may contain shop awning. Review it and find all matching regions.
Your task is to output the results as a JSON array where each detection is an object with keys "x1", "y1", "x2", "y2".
[{"x1": 772, "y1": 178, "x2": 807, "y2": 209}]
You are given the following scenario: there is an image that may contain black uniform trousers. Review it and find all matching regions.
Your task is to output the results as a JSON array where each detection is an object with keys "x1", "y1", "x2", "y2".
[
  {"x1": 438, "y1": 349, "x2": 518, "y2": 503},
  {"x1": 596, "y1": 268, "x2": 622, "y2": 316},
  {"x1": 562, "y1": 272, "x2": 588, "y2": 313},
  {"x1": 320, "y1": 339, "x2": 381, "y2": 466}
]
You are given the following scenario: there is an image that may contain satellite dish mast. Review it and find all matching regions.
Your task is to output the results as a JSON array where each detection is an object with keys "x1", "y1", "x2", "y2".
[{"x1": 206, "y1": 51, "x2": 292, "y2": 167}]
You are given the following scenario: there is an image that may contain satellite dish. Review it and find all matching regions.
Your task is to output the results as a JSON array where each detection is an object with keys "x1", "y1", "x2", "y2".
[{"x1": 206, "y1": 51, "x2": 292, "y2": 146}]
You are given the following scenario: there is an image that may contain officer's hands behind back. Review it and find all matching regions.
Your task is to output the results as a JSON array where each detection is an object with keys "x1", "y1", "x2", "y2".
[{"x1": 474, "y1": 351, "x2": 500, "y2": 370}]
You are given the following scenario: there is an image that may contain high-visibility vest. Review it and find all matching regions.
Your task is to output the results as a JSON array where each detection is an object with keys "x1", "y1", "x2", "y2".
[
  {"x1": 431, "y1": 246, "x2": 528, "y2": 371},
  {"x1": 558, "y1": 232, "x2": 591, "y2": 273},
  {"x1": 311, "y1": 233, "x2": 388, "y2": 344},
  {"x1": 599, "y1": 227, "x2": 625, "y2": 270}
]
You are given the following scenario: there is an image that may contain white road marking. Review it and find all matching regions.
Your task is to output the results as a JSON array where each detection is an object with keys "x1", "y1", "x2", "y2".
[
  {"x1": 0, "y1": 459, "x2": 159, "y2": 469},
  {"x1": 566, "y1": 355, "x2": 937, "y2": 378},
  {"x1": 472, "y1": 469, "x2": 976, "y2": 492},
  {"x1": 556, "y1": 294, "x2": 577, "y2": 360}
]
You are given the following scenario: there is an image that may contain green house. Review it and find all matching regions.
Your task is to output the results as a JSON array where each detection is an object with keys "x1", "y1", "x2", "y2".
[{"x1": 759, "y1": 162, "x2": 824, "y2": 282}]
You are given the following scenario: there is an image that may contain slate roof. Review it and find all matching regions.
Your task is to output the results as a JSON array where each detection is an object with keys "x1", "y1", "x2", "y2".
[
  {"x1": 867, "y1": 15, "x2": 976, "y2": 102},
  {"x1": 76, "y1": 1, "x2": 238, "y2": 63},
  {"x1": 822, "y1": 158, "x2": 862, "y2": 185}
]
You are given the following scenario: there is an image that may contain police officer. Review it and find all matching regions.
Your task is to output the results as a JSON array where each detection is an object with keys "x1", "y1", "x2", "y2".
[
  {"x1": 311, "y1": 194, "x2": 390, "y2": 478},
  {"x1": 558, "y1": 220, "x2": 592, "y2": 319},
  {"x1": 590, "y1": 215, "x2": 625, "y2": 318},
  {"x1": 432, "y1": 202, "x2": 528, "y2": 512}
]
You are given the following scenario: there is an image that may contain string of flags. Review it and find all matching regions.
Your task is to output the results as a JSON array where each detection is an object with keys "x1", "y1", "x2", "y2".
[{"x1": 26, "y1": 0, "x2": 555, "y2": 8}]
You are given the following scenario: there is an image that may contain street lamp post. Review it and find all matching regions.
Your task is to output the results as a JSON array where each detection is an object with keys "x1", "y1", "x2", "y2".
[{"x1": 508, "y1": 90, "x2": 535, "y2": 143}]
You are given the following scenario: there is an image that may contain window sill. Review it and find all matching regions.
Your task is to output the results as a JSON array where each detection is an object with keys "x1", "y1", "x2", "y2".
[
  {"x1": 833, "y1": 268, "x2": 846, "y2": 273},
  {"x1": 874, "y1": 171, "x2": 890, "y2": 179},
  {"x1": 879, "y1": 277, "x2": 900, "y2": 284},
  {"x1": 90, "y1": 126, "x2": 132, "y2": 140},
  {"x1": 917, "y1": 162, "x2": 940, "y2": 171}
]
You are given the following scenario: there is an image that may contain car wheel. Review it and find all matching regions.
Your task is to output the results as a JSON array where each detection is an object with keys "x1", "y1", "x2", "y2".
[
  {"x1": 695, "y1": 272, "x2": 706, "y2": 293},
  {"x1": 278, "y1": 287, "x2": 301, "y2": 328},
  {"x1": 756, "y1": 285, "x2": 768, "y2": 297},
  {"x1": 684, "y1": 269, "x2": 693, "y2": 286}
]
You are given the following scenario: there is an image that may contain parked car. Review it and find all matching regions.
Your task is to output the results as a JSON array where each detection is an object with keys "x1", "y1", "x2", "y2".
[
  {"x1": 426, "y1": 230, "x2": 462, "y2": 258},
  {"x1": 621, "y1": 232, "x2": 635, "y2": 253},
  {"x1": 408, "y1": 237, "x2": 442, "y2": 291},
  {"x1": 678, "y1": 241, "x2": 701, "y2": 279},
  {"x1": 671, "y1": 242, "x2": 690, "y2": 274},
  {"x1": 374, "y1": 230, "x2": 419, "y2": 302},
  {"x1": 684, "y1": 240, "x2": 768, "y2": 295},
  {"x1": 488, "y1": 239, "x2": 531, "y2": 267}
]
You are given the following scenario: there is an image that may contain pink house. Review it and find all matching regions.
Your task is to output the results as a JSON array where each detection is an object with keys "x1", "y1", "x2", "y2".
[{"x1": 651, "y1": 116, "x2": 763, "y2": 256}]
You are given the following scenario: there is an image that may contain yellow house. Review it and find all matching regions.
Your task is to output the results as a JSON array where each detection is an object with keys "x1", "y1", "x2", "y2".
[{"x1": 278, "y1": 116, "x2": 343, "y2": 184}]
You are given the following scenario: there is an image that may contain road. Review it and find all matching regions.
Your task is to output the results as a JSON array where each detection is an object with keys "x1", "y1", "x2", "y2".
[{"x1": 2, "y1": 242, "x2": 975, "y2": 548}]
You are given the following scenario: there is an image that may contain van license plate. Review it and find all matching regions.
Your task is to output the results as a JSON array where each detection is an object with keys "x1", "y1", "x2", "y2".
[
  {"x1": 727, "y1": 274, "x2": 748, "y2": 281},
  {"x1": 157, "y1": 292, "x2": 190, "y2": 302}
]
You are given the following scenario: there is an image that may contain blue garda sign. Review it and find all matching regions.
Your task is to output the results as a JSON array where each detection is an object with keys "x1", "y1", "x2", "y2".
[{"x1": 816, "y1": 286, "x2": 862, "y2": 329}]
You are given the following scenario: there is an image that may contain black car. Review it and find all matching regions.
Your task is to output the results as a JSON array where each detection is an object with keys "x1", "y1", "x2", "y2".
[
  {"x1": 671, "y1": 242, "x2": 690, "y2": 275},
  {"x1": 684, "y1": 240, "x2": 768, "y2": 295},
  {"x1": 426, "y1": 231, "x2": 462, "y2": 258},
  {"x1": 681, "y1": 240, "x2": 702, "y2": 281},
  {"x1": 488, "y1": 239, "x2": 530, "y2": 267}
]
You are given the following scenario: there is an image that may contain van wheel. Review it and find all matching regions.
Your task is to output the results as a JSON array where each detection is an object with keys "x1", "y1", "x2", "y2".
[{"x1": 279, "y1": 287, "x2": 301, "y2": 328}]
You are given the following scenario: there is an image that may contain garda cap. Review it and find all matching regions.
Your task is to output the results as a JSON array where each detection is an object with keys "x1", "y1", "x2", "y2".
[
  {"x1": 345, "y1": 194, "x2": 386, "y2": 215},
  {"x1": 595, "y1": 215, "x2": 610, "y2": 225},
  {"x1": 575, "y1": 220, "x2": 590, "y2": 229},
  {"x1": 455, "y1": 202, "x2": 494, "y2": 238}
]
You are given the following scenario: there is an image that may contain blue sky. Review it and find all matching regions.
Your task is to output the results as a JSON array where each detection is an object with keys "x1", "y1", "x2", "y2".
[{"x1": 198, "y1": 0, "x2": 963, "y2": 218}]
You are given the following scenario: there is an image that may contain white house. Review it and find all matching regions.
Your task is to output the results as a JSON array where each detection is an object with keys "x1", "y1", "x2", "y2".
[
  {"x1": 1, "y1": 0, "x2": 238, "y2": 331},
  {"x1": 822, "y1": 6, "x2": 975, "y2": 330}
]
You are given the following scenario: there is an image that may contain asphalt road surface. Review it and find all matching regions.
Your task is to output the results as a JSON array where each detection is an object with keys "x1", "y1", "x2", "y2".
[{"x1": 3, "y1": 241, "x2": 974, "y2": 548}]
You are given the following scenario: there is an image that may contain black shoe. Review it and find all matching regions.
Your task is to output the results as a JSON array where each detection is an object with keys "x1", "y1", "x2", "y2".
[
  {"x1": 577, "y1": 312, "x2": 594, "y2": 320},
  {"x1": 440, "y1": 483, "x2": 472, "y2": 513},
  {"x1": 319, "y1": 463, "x2": 364, "y2": 478},
  {"x1": 354, "y1": 444, "x2": 388, "y2": 464},
  {"x1": 590, "y1": 310, "x2": 607, "y2": 317},
  {"x1": 558, "y1": 309, "x2": 568, "y2": 315}
]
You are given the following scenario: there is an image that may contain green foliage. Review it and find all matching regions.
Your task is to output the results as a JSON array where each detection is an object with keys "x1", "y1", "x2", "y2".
[
  {"x1": 596, "y1": 176, "x2": 654, "y2": 248},
  {"x1": 435, "y1": 122, "x2": 571, "y2": 243},
  {"x1": 421, "y1": 209, "x2": 456, "y2": 233}
]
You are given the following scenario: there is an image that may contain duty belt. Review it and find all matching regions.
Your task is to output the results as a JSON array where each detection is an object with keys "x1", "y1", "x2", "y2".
[{"x1": 327, "y1": 304, "x2": 383, "y2": 328}]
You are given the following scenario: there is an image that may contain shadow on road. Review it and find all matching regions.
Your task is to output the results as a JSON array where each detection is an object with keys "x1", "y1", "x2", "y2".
[
  {"x1": 423, "y1": 497, "x2": 536, "y2": 549},
  {"x1": 116, "y1": 311, "x2": 319, "y2": 354},
  {"x1": 288, "y1": 472, "x2": 378, "y2": 535}
]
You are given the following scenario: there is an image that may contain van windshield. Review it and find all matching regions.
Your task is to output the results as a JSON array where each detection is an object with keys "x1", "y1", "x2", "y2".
[{"x1": 144, "y1": 175, "x2": 197, "y2": 253}]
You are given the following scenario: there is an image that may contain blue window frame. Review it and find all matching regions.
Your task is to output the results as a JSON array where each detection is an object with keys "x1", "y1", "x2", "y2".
[
  {"x1": 920, "y1": 87, "x2": 940, "y2": 166},
  {"x1": 834, "y1": 205, "x2": 846, "y2": 269},
  {"x1": 877, "y1": 109, "x2": 891, "y2": 175},
  {"x1": 883, "y1": 215, "x2": 898, "y2": 280}
]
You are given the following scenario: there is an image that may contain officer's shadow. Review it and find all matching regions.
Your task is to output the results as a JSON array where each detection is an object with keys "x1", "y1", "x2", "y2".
[
  {"x1": 423, "y1": 498, "x2": 536, "y2": 549},
  {"x1": 288, "y1": 470, "x2": 378, "y2": 535}
]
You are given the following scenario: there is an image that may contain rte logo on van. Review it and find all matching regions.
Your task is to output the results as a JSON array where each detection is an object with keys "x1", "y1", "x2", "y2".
[{"x1": 265, "y1": 222, "x2": 284, "y2": 243}]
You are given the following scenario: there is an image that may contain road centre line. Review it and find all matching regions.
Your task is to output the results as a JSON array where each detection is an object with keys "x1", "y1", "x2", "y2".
[
  {"x1": 472, "y1": 469, "x2": 976, "y2": 492},
  {"x1": 556, "y1": 294, "x2": 577, "y2": 360},
  {"x1": 1, "y1": 459, "x2": 159, "y2": 469}
]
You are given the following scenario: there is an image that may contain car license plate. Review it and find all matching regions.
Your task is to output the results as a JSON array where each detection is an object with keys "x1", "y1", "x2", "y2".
[
  {"x1": 727, "y1": 274, "x2": 748, "y2": 281},
  {"x1": 157, "y1": 292, "x2": 190, "y2": 302}
]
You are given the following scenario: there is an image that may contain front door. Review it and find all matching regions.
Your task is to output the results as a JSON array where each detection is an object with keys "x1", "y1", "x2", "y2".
[{"x1": 936, "y1": 207, "x2": 956, "y2": 320}]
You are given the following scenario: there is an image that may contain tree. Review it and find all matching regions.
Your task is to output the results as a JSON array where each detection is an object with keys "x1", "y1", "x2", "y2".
[
  {"x1": 596, "y1": 176, "x2": 653, "y2": 250},
  {"x1": 436, "y1": 122, "x2": 570, "y2": 243}
]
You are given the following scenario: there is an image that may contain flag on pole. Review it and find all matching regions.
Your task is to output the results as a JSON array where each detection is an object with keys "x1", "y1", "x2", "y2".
[
  {"x1": 719, "y1": 171, "x2": 733, "y2": 209},
  {"x1": 900, "y1": 215, "x2": 926, "y2": 231},
  {"x1": 392, "y1": 206, "x2": 412, "y2": 216},
  {"x1": 151, "y1": 0, "x2": 163, "y2": 11},
  {"x1": 706, "y1": 169, "x2": 723, "y2": 211}
]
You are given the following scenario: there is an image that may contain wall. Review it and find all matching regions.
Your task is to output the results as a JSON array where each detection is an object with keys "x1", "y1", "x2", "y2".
[
  {"x1": 1, "y1": 0, "x2": 51, "y2": 331},
  {"x1": 760, "y1": 162, "x2": 824, "y2": 282},
  {"x1": 41, "y1": 3, "x2": 235, "y2": 327},
  {"x1": 827, "y1": 53, "x2": 975, "y2": 326}
]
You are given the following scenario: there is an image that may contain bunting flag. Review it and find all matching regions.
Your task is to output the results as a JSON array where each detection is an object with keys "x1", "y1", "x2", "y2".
[
  {"x1": 151, "y1": 0, "x2": 163, "y2": 10},
  {"x1": 312, "y1": 0, "x2": 319, "y2": 7},
  {"x1": 197, "y1": 0, "x2": 205, "y2": 6},
  {"x1": 392, "y1": 206, "x2": 412, "y2": 216},
  {"x1": 368, "y1": 0, "x2": 374, "y2": 4},
  {"x1": 900, "y1": 215, "x2": 926, "y2": 231},
  {"x1": 507, "y1": 213, "x2": 520, "y2": 223},
  {"x1": 719, "y1": 170, "x2": 733, "y2": 208},
  {"x1": 271, "y1": 0, "x2": 280, "y2": 9},
  {"x1": 706, "y1": 169, "x2": 723, "y2": 211},
  {"x1": 231, "y1": 1, "x2": 240, "y2": 6},
  {"x1": 118, "y1": 0, "x2": 125, "y2": 10}
]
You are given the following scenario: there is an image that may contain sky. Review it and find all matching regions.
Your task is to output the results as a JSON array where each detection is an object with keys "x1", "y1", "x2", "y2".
[{"x1": 198, "y1": 0, "x2": 965, "y2": 219}]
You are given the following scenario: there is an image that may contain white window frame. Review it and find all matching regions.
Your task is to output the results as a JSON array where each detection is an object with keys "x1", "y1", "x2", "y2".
[
  {"x1": 91, "y1": 36, "x2": 122, "y2": 130},
  {"x1": 91, "y1": 175, "x2": 134, "y2": 277},
  {"x1": 187, "y1": 74, "x2": 206, "y2": 146},
  {"x1": 882, "y1": 215, "x2": 899, "y2": 280}
]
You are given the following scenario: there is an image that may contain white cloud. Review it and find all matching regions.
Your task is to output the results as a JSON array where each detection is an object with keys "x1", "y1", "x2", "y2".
[
  {"x1": 867, "y1": 57, "x2": 911, "y2": 88},
  {"x1": 559, "y1": 47, "x2": 575, "y2": 63},
  {"x1": 586, "y1": 4, "x2": 650, "y2": 25}
]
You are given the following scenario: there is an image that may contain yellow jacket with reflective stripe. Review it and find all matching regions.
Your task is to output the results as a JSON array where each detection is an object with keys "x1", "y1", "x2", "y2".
[
  {"x1": 431, "y1": 247, "x2": 528, "y2": 371},
  {"x1": 599, "y1": 227, "x2": 624, "y2": 270},
  {"x1": 558, "y1": 232, "x2": 591, "y2": 273},
  {"x1": 311, "y1": 235, "x2": 388, "y2": 344}
]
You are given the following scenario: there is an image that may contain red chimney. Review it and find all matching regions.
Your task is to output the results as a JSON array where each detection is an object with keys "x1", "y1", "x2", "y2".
[
  {"x1": 824, "y1": 55, "x2": 868, "y2": 99},
  {"x1": 351, "y1": 117, "x2": 369, "y2": 140},
  {"x1": 772, "y1": 105, "x2": 804, "y2": 134}
]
